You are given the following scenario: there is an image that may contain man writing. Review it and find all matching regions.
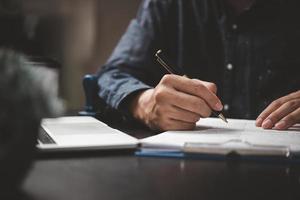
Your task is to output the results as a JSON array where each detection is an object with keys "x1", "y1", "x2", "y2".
[{"x1": 97, "y1": 0, "x2": 300, "y2": 131}]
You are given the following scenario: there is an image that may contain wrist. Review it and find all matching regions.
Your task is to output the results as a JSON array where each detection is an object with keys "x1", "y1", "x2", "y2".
[{"x1": 129, "y1": 89, "x2": 154, "y2": 122}]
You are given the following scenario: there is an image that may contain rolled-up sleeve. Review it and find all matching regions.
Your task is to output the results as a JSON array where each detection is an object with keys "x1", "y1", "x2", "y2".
[{"x1": 97, "y1": 0, "x2": 170, "y2": 112}]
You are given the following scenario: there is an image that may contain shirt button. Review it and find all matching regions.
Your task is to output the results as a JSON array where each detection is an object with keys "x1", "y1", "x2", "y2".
[
  {"x1": 232, "y1": 24, "x2": 238, "y2": 30},
  {"x1": 226, "y1": 63, "x2": 233, "y2": 70},
  {"x1": 224, "y1": 104, "x2": 230, "y2": 111}
]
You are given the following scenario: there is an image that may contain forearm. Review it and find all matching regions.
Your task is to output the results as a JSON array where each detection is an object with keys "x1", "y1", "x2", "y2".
[
  {"x1": 97, "y1": 67, "x2": 151, "y2": 110},
  {"x1": 97, "y1": 0, "x2": 170, "y2": 116}
]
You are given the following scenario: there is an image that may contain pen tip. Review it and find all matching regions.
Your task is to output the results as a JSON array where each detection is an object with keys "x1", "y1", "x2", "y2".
[{"x1": 219, "y1": 114, "x2": 228, "y2": 123}]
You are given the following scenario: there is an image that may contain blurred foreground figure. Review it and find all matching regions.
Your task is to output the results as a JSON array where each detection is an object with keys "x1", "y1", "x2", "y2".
[{"x1": 0, "y1": 49, "x2": 62, "y2": 197}]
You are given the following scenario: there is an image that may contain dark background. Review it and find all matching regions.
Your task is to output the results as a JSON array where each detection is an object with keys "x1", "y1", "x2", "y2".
[{"x1": 0, "y1": 0, "x2": 140, "y2": 112}]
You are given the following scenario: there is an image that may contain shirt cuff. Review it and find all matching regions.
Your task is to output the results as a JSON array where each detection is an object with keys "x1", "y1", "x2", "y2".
[{"x1": 111, "y1": 81, "x2": 152, "y2": 113}]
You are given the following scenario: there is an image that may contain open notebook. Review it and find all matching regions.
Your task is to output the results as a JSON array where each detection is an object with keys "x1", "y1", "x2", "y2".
[
  {"x1": 138, "y1": 118, "x2": 300, "y2": 160},
  {"x1": 37, "y1": 116, "x2": 138, "y2": 152}
]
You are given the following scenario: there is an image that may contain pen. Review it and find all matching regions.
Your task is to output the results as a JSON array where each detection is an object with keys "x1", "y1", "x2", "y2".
[{"x1": 155, "y1": 49, "x2": 228, "y2": 123}]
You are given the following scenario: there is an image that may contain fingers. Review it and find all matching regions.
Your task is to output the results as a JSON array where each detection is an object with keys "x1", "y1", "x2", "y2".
[
  {"x1": 256, "y1": 91, "x2": 300, "y2": 127},
  {"x1": 274, "y1": 108, "x2": 300, "y2": 130},
  {"x1": 160, "y1": 75, "x2": 223, "y2": 111},
  {"x1": 147, "y1": 104, "x2": 197, "y2": 131},
  {"x1": 168, "y1": 105, "x2": 201, "y2": 123},
  {"x1": 262, "y1": 100, "x2": 300, "y2": 129},
  {"x1": 155, "y1": 88, "x2": 212, "y2": 117},
  {"x1": 199, "y1": 80, "x2": 218, "y2": 94},
  {"x1": 256, "y1": 100, "x2": 283, "y2": 127},
  {"x1": 256, "y1": 91, "x2": 300, "y2": 130}
]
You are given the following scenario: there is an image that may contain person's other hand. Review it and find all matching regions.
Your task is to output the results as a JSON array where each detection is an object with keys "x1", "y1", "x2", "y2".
[
  {"x1": 130, "y1": 74, "x2": 223, "y2": 131},
  {"x1": 256, "y1": 90, "x2": 300, "y2": 130}
]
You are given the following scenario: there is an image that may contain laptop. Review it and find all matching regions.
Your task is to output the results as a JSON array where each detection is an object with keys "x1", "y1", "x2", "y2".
[{"x1": 37, "y1": 116, "x2": 139, "y2": 152}]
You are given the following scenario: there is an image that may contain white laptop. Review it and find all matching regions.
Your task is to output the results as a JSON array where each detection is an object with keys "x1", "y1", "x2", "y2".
[{"x1": 37, "y1": 116, "x2": 139, "y2": 152}]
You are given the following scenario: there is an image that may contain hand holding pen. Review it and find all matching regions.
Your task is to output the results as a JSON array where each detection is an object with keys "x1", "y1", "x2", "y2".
[
  {"x1": 155, "y1": 50, "x2": 228, "y2": 123},
  {"x1": 129, "y1": 50, "x2": 227, "y2": 131}
]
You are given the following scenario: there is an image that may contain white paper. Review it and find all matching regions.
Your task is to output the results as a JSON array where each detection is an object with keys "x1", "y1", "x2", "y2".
[{"x1": 140, "y1": 118, "x2": 300, "y2": 152}]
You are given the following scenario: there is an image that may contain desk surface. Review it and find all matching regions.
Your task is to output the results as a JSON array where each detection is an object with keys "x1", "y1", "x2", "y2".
[{"x1": 21, "y1": 126, "x2": 300, "y2": 200}]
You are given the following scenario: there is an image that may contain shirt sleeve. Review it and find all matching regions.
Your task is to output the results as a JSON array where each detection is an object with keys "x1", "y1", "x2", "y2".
[{"x1": 97, "y1": 0, "x2": 170, "y2": 112}]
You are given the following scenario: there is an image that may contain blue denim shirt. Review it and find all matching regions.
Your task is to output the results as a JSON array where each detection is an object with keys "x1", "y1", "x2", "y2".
[{"x1": 97, "y1": 0, "x2": 300, "y2": 120}]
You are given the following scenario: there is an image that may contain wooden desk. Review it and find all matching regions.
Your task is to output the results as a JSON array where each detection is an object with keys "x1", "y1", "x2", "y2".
[{"x1": 21, "y1": 126, "x2": 300, "y2": 200}]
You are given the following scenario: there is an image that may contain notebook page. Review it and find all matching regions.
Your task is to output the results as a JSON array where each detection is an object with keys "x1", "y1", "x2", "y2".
[{"x1": 140, "y1": 118, "x2": 300, "y2": 152}]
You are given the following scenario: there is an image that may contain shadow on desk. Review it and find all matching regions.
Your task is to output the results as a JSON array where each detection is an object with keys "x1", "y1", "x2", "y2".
[{"x1": 37, "y1": 149, "x2": 136, "y2": 160}]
